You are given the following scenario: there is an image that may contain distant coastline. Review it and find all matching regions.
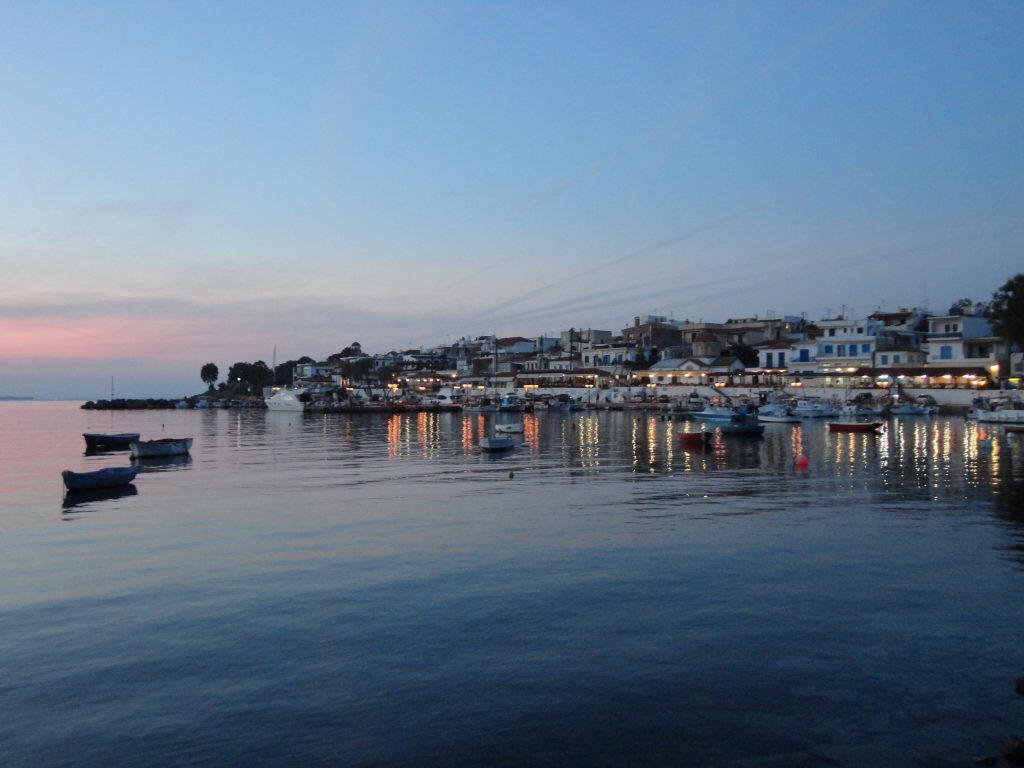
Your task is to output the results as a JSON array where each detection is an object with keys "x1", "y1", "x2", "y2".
[{"x1": 0, "y1": 396, "x2": 34, "y2": 401}]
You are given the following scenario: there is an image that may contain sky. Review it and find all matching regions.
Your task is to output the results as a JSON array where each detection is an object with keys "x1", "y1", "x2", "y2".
[{"x1": 1, "y1": 0, "x2": 1022, "y2": 399}]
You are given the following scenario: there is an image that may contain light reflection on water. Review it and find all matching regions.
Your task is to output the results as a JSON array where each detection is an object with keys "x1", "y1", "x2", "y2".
[{"x1": 1, "y1": 402, "x2": 1024, "y2": 767}]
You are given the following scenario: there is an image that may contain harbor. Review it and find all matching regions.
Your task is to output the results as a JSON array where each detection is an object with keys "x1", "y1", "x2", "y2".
[{"x1": 4, "y1": 400, "x2": 1024, "y2": 767}]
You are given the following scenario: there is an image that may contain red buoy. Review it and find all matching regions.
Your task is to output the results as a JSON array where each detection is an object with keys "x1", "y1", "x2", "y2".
[{"x1": 794, "y1": 453, "x2": 809, "y2": 469}]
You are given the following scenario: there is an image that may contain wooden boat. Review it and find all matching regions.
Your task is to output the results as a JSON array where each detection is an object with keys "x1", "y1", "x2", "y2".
[
  {"x1": 130, "y1": 437, "x2": 193, "y2": 459},
  {"x1": 62, "y1": 466, "x2": 138, "y2": 491},
  {"x1": 1004, "y1": 424, "x2": 1024, "y2": 434},
  {"x1": 494, "y1": 423, "x2": 524, "y2": 434},
  {"x1": 83, "y1": 432, "x2": 140, "y2": 450},
  {"x1": 479, "y1": 436, "x2": 516, "y2": 452},
  {"x1": 827, "y1": 421, "x2": 884, "y2": 433}
]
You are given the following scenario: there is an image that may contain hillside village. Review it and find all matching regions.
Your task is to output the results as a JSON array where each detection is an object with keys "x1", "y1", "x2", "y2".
[{"x1": 260, "y1": 303, "x2": 1022, "y2": 406}]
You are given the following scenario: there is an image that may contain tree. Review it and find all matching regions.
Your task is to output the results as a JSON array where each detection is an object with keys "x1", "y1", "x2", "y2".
[
  {"x1": 986, "y1": 274, "x2": 1024, "y2": 349},
  {"x1": 227, "y1": 361, "x2": 272, "y2": 393},
  {"x1": 723, "y1": 342, "x2": 759, "y2": 367},
  {"x1": 273, "y1": 356, "x2": 314, "y2": 386},
  {"x1": 200, "y1": 363, "x2": 219, "y2": 390}
]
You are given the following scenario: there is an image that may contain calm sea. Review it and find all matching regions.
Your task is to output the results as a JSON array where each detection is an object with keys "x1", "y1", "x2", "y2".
[{"x1": 1, "y1": 401, "x2": 1022, "y2": 767}]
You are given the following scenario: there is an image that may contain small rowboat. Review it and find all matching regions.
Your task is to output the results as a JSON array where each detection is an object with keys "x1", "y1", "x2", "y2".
[
  {"x1": 130, "y1": 437, "x2": 193, "y2": 459},
  {"x1": 494, "y1": 423, "x2": 525, "y2": 433},
  {"x1": 827, "y1": 421, "x2": 884, "y2": 433},
  {"x1": 480, "y1": 436, "x2": 516, "y2": 452},
  {"x1": 677, "y1": 430, "x2": 712, "y2": 445},
  {"x1": 83, "y1": 432, "x2": 140, "y2": 450},
  {"x1": 62, "y1": 466, "x2": 138, "y2": 491}
]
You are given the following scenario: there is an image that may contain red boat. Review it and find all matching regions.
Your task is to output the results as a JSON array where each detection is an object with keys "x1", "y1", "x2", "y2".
[
  {"x1": 827, "y1": 421, "x2": 883, "y2": 433},
  {"x1": 678, "y1": 430, "x2": 712, "y2": 445}
]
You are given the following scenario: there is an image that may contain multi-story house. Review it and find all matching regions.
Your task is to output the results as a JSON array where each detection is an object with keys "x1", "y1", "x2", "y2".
[
  {"x1": 924, "y1": 314, "x2": 1007, "y2": 383},
  {"x1": 581, "y1": 342, "x2": 641, "y2": 368}
]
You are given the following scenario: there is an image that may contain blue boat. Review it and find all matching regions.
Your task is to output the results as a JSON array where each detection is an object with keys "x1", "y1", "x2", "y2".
[{"x1": 62, "y1": 466, "x2": 139, "y2": 491}]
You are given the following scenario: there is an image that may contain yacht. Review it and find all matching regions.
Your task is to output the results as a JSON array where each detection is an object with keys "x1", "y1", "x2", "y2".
[{"x1": 265, "y1": 388, "x2": 308, "y2": 412}]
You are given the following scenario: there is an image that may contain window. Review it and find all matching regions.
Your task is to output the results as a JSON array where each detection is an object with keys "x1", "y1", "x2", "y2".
[
  {"x1": 861, "y1": 344, "x2": 871, "y2": 354},
  {"x1": 857, "y1": 327, "x2": 864, "y2": 334},
  {"x1": 766, "y1": 352, "x2": 774, "y2": 367},
  {"x1": 799, "y1": 349, "x2": 810, "y2": 362},
  {"x1": 894, "y1": 354, "x2": 901, "y2": 364},
  {"x1": 940, "y1": 345, "x2": 953, "y2": 360},
  {"x1": 778, "y1": 352, "x2": 785, "y2": 367},
  {"x1": 837, "y1": 345, "x2": 846, "y2": 356},
  {"x1": 881, "y1": 354, "x2": 889, "y2": 365},
  {"x1": 823, "y1": 344, "x2": 834, "y2": 355},
  {"x1": 828, "y1": 329, "x2": 836, "y2": 337}
]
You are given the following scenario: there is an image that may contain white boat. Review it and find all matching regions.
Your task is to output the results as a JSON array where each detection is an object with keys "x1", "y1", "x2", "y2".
[
  {"x1": 480, "y1": 436, "x2": 516, "y2": 452},
  {"x1": 757, "y1": 403, "x2": 801, "y2": 423},
  {"x1": 130, "y1": 437, "x2": 193, "y2": 458},
  {"x1": 975, "y1": 408, "x2": 1024, "y2": 424},
  {"x1": 265, "y1": 388, "x2": 308, "y2": 412},
  {"x1": 494, "y1": 423, "x2": 524, "y2": 433},
  {"x1": 692, "y1": 403, "x2": 738, "y2": 420},
  {"x1": 792, "y1": 398, "x2": 839, "y2": 418}
]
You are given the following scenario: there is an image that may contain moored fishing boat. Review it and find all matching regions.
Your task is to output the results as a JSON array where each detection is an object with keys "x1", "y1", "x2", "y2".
[
  {"x1": 62, "y1": 466, "x2": 138, "y2": 491},
  {"x1": 130, "y1": 437, "x2": 193, "y2": 459},
  {"x1": 757, "y1": 403, "x2": 800, "y2": 423},
  {"x1": 719, "y1": 421, "x2": 765, "y2": 437},
  {"x1": 692, "y1": 402, "x2": 738, "y2": 420},
  {"x1": 792, "y1": 397, "x2": 840, "y2": 418},
  {"x1": 83, "y1": 432, "x2": 141, "y2": 450}
]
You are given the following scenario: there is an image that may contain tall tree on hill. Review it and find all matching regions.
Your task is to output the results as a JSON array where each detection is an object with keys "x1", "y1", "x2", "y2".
[
  {"x1": 227, "y1": 361, "x2": 272, "y2": 392},
  {"x1": 986, "y1": 274, "x2": 1024, "y2": 350},
  {"x1": 200, "y1": 363, "x2": 219, "y2": 390}
]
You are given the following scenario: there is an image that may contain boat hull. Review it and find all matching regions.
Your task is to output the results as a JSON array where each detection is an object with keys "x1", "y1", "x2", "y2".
[
  {"x1": 494, "y1": 423, "x2": 524, "y2": 433},
  {"x1": 62, "y1": 466, "x2": 139, "y2": 491},
  {"x1": 130, "y1": 438, "x2": 193, "y2": 458},
  {"x1": 977, "y1": 410, "x2": 1024, "y2": 424},
  {"x1": 828, "y1": 421, "x2": 884, "y2": 433},
  {"x1": 479, "y1": 437, "x2": 516, "y2": 452},
  {"x1": 83, "y1": 432, "x2": 140, "y2": 450},
  {"x1": 720, "y1": 426, "x2": 764, "y2": 436}
]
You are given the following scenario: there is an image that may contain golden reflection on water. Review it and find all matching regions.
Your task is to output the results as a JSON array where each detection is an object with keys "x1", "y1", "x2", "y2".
[{"x1": 577, "y1": 414, "x2": 601, "y2": 467}]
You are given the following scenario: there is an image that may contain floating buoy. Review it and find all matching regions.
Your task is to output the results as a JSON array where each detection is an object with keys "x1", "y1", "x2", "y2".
[
  {"x1": 508, "y1": 471, "x2": 514, "y2": 479},
  {"x1": 794, "y1": 453, "x2": 809, "y2": 469}
]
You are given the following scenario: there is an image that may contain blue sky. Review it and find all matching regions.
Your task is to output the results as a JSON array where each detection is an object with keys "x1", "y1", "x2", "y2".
[{"x1": 1, "y1": 0, "x2": 1022, "y2": 398}]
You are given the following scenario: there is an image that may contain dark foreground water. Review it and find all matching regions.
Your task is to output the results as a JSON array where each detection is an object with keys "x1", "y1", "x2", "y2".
[{"x1": 2, "y1": 401, "x2": 1023, "y2": 767}]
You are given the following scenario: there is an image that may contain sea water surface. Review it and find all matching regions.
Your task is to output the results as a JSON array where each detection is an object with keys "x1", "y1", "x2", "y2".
[{"x1": 2, "y1": 401, "x2": 1023, "y2": 767}]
